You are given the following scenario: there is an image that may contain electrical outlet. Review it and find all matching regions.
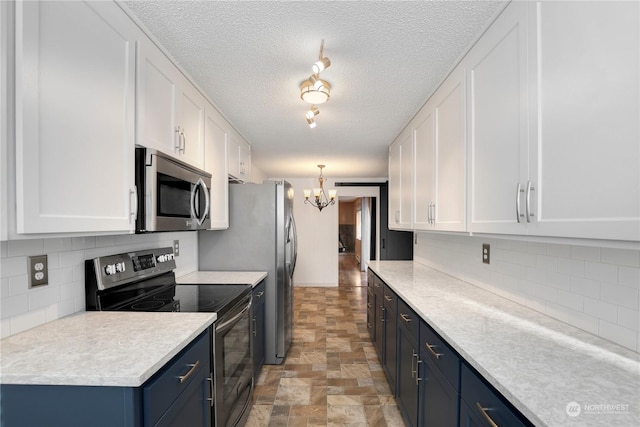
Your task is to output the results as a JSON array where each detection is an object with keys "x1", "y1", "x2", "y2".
[
  {"x1": 173, "y1": 240, "x2": 180, "y2": 256},
  {"x1": 482, "y1": 243, "x2": 490, "y2": 264},
  {"x1": 28, "y1": 255, "x2": 48, "y2": 288}
]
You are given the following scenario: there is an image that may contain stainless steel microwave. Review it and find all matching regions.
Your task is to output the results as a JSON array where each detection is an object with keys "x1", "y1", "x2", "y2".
[{"x1": 135, "y1": 147, "x2": 211, "y2": 233}]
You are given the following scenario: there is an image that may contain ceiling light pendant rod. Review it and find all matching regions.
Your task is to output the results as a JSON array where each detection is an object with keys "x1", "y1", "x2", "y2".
[{"x1": 304, "y1": 164, "x2": 337, "y2": 211}]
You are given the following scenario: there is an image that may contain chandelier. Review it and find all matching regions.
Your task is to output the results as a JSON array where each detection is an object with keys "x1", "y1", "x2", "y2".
[
  {"x1": 304, "y1": 165, "x2": 337, "y2": 211},
  {"x1": 299, "y1": 40, "x2": 331, "y2": 128}
]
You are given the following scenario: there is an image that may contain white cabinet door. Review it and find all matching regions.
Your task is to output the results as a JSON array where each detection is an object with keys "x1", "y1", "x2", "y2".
[
  {"x1": 433, "y1": 66, "x2": 466, "y2": 232},
  {"x1": 528, "y1": 0, "x2": 640, "y2": 241},
  {"x1": 466, "y1": 1, "x2": 531, "y2": 235},
  {"x1": 136, "y1": 36, "x2": 179, "y2": 159},
  {"x1": 177, "y1": 77, "x2": 206, "y2": 169},
  {"x1": 228, "y1": 130, "x2": 251, "y2": 182},
  {"x1": 413, "y1": 104, "x2": 436, "y2": 230},
  {"x1": 204, "y1": 104, "x2": 229, "y2": 229},
  {"x1": 388, "y1": 129, "x2": 413, "y2": 230},
  {"x1": 15, "y1": 0, "x2": 138, "y2": 234},
  {"x1": 137, "y1": 36, "x2": 205, "y2": 169}
]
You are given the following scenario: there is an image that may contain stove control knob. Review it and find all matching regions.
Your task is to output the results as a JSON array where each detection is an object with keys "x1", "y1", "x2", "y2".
[
  {"x1": 116, "y1": 262, "x2": 125, "y2": 273},
  {"x1": 157, "y1": 255, "x2": 166, "y2": 263},
  {"x1": 104, "y1": 264, "x2": 116, "y2": 275}
]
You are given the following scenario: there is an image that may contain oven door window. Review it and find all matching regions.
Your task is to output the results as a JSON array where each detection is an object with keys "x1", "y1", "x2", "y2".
[
  {"x1": 221, "y1": 310, "x2": 251, "y2": 400},
  {"x1": 157, "y1": 173, "x2": 192, "y2": 218}
]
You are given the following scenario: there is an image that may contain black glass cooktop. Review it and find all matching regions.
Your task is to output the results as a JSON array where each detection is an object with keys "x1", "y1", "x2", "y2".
[{"x1": 175, "y1": 284, "x2": 252, "y2": 317}]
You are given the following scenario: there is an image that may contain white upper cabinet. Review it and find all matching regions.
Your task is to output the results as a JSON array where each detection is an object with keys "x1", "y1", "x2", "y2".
[
  {"x1": 204, "y1": 104, "x2": 229, "y2": 229},
  {"x1": 527, "y1": 0, "x2": 639, "y2": 241},
  {"x1": 414, "y1": 65, "x2": 466, "y2": 232},
  {"x1": 137, "y1": 36, "x2": 205, "y2": 169},
  {"x1": 15, "y1": 0, "x2": 139, "y2": 234},
  {"x1": 228, "y1": 130, "x2": 251, "y2": 182},
  {"x1": 465, "y1": 1, "x2": 531, "y2": 236},
  {"x1": 388, "y1": 128, "x2": 413, "y2": 230}
]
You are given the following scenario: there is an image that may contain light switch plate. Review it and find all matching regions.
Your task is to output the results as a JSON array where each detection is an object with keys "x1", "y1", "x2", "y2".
[
  {"x1": 173, "y1": 240, "x2": 180, "y2": 256},
  {"x1": 28, "y1": 255, "x2": 48, "y2": 288}
]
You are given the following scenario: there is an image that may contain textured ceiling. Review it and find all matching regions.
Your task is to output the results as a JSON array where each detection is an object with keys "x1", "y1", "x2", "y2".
[{"x1": 123, "y1": 0, "x2": 506, "y2": 179}]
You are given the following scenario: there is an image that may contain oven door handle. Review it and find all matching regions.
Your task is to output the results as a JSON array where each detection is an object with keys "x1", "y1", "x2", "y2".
[{"x1": 215, "y1": 300, "x2": 252, "y2": 333}]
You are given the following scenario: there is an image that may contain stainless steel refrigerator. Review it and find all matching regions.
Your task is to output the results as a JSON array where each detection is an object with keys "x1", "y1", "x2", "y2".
[{"x1": 198, "y1": 180, "x2": 297, "y2": 364}]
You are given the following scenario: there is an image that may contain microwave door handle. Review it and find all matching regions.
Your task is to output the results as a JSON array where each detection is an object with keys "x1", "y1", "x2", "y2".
[
  {"x1": 202, "y1": 179, "x2": 210, "y2": 224},
  {"x1": 191, "y1": 178, "x2": 209, "y2": 226}
]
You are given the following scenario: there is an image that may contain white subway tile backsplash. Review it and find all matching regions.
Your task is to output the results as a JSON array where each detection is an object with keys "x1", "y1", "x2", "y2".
[
  {"x1": 618, "y1": 266, "x2": 640, "y2": 289},
  {"x1": 8, "y1": 275, "x2": 28, "y2": 296},
  {"x1": 1, "y1": 294, "x2": 29, "y2": 319},
  {"x1": 601, "y1": 247, "x2": 640, "y2": 267},
  {"x1": 585, "y1": 261, "x2": 618, "y2": 283},
  {"x1": 7, "y1": 239, "x2": 44, "y2": 257},
  {"x1": 10, "y1": 308, "x2": 47, "y2": 335},
  {"x1": 617, "y1": 307, "x2": 640, "y2": 332},
  {"x1": 571, "y1": 245, "x2": 601, "y2": 262},
  {"x1": 28, "y1": 286, "x2": 61, "y2": 310},
  {"x1": 0, "y1": 231, "x2": 198, "y2": 338},
  {"x1": 43, "y1": 238, "x2": 72, "y2": 253},
  {"x1": 598, "y1": 320, "x2": 638, "y2": 350},
  {"x1": 569, "y1": 276, "x2": 601, "y2": 299},
  {"x1": 414, "y1": 233, "x2": 640, "y2": 352},
  {"x1": 1, "y1": 257, "x2": 26, "y2": 278},
  {"x1": 600, "y1": 283, "x2": 639, "y2": 310},
  {"x1": 557, "y1": 289, "x2": 584, "y2": 312}
]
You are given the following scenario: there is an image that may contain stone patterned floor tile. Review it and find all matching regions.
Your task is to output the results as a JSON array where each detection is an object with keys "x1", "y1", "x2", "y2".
[{"x1": 244, "y1": 254, "x2": 407, "y2": 426}]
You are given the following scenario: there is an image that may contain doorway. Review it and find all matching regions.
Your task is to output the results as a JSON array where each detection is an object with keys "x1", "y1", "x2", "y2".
[{"x1": 338, "y1": 197, "x2": 373, "y2": 287}]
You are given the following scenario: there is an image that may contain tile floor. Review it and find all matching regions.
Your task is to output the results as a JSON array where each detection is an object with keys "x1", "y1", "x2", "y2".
[{"x1": 245, "y1": 254, "x2": 406, "y2": 426}]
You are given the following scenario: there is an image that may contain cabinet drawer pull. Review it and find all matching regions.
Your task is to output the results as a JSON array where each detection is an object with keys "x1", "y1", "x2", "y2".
[
  {"x1": 400, "y1": 313, "x2": 412, "y2": 323},
  {"x1": 384, "y1": 295, "x2": 392, "y2": 302},
  {"x1": 476, "y1": 402, "x2": 499, "y2": 427},
  {"x1": 425, "y1": 342, "x2": 442, "y2": 360},
  {"x1": 367, "y1": 303, "x2": 373, "y2": 308},
  {"x1": 257, "y1": 291, "x2": 264, "y2": 298},
  {"x1": 374, "y1": 283, "x2": 380, "y2": 288},
  {"x1": 178, "y1": 360, "x2": 200, "y2": 383}
]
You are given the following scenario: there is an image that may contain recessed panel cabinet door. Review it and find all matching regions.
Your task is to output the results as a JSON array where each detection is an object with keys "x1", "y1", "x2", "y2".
[
  {"x1": 466, "y1": 2, "x2": 530, "y2": 235},
  {"x1": 528, "y1": 1, "x2": 640, "y2": 241},
  {"x1": 177, "y1": 77, "x2": 206, "y2": 169},
  {"x1": 16, "y1": 0, "x2": 138, "y2": 233},
  {"x1": 204, "y1": 105, "x2": 229, "y2": 229},
  {"x1": 413, "y1": 104, "x2": 436, "y2": 230}
]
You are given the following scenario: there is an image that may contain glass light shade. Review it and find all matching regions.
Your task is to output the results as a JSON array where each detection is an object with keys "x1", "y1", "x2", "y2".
[
  {"x1": 300, "y1": 79, "x2": 330, "y2": 104},
  {"x1": 313, "y1": 188, "x2": 321, "y2": 197},
  {"x1": 304, "y1": 189, "x2": 311, "y2": 199},
  {"x1": 328, "y1": 189, "x2": 337, "y2": 200}
]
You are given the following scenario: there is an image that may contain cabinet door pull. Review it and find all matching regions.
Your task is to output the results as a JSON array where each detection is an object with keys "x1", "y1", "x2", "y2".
[
  {"x1": 525, "y1": 180, "x2": 535, "y2": 222},
  {"x1": 207, "y1": 375, "x2": 214, "y2": 407},
  {"x1": 400, "y1": 313, "x2": 411, "y2": 323},
  {"x1": 515, "y1": 183, "x2": 523, "y2": 223},
  {"x1": 411, "y1": 350, "x2": 418, "y2": 378},
  {"x1": 425, "y1": 342, "x2": 442, "y2": 360},
  {"x1": 476, "y1": 402, "x2": 500, "y2": 427},
  {"x1": 252, "y1": 316, "x2": 257, "y2": 336},
  {"x1": 178, "y1": 360, "x2": 200, "y2": 383},
  {"x1": 415, "y1": 358, "x2": 422, "y2": 386},
  {"x1": 175, "y1": 126, "x2": 182, "y2": 152},
  {"x1": 380, "y1": 306, "x2": 386, "y2": 322},
  {"x1": 180, "y1": 130, "x2": 186, "y2": 154},
  {"x1": 129, "y1": 187, "x2": 138, "y2": 223}
]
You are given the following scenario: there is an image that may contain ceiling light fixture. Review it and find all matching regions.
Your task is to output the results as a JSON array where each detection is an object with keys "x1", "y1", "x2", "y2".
[
  {"x1": 304, "y1": 165, "x2": 337, "y2": 211},
  {"x1": 300, "y1": 40, "x2": 332, "y2": 127}
]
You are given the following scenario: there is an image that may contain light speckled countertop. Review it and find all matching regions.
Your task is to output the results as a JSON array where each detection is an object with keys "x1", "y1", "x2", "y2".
[
  {"x1": 176, "y1": 271, "x2": 267, "y2": 287},
  {"x1": 369, "y1": 261, "x2": 640, "y2": 427},
  {"x1": 0, "y1": 311, "x2": 216, "y2": 387}
]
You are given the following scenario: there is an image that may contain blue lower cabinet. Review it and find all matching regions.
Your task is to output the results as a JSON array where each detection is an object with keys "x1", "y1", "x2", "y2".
[
  {"x1": 460, "y1": 363, "x2": 532, "y2": 427},
  {"x1": 252, "y1": 281, "x2": 266, "y2": 378},
  {"x1": 420, "y1": 355, "x2": 459, "y2": 426},
  {"x1": 396, "y1": 324, "x2": 420, "y2": 426},
  {"x1": 1, "y1": 329, "x2": 213, "y2": 427}
]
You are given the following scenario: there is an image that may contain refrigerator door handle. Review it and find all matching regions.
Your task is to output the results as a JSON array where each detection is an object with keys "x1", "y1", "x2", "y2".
[{"x1": 289, "y1": 213, "x2": 298, "y2": 277}]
